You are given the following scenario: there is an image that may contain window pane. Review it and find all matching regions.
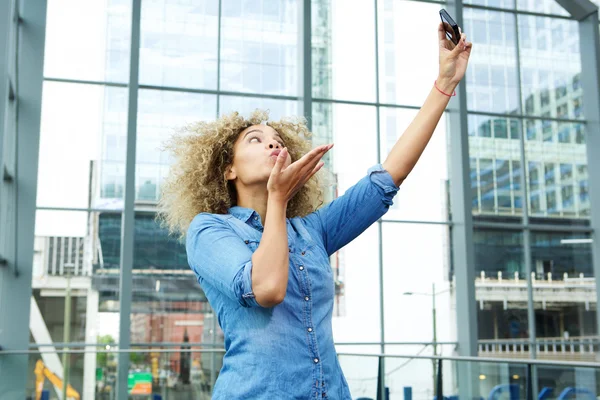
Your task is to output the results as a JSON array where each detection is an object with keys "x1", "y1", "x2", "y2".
[
  {"x1": 380, "y1": 108, "x2": 449, "y2": 222},
  {"x1": 464, "y1": 0, "x2": 515, "y2": 8},
  {"x1": 129, "y1": 212, "x2": 212, "y2": 358},
  {"x1": 312, "y1": 103, "x2": 378, "y2": 204},
  {"x1": 377, "y1": 1, "x2": 441, "y2": 106},
  {"x1": 464, "y1": 9, "x2": 519, "y2": 114},
  {"x1": 139, "y1": 0, "x2": 219, "y2": 90},
  {"x1": 220, "y1": 0, "x2": 299, "y2": 96},
  {"x1": 474, "y1": 229, "x2": 526, "y2": 343},
  {"x1": 37, "y1": 82, "x2": 128, "y2": 210},
  {"x1": 468, "y1": 115, "x2": 522, "y2": 216},
  {"x1": 312, "y1": 103, "x2": 379, "y2": 339},
  {"x1": 531, "y1": 232, "x2": 596, "y2": 340},
  {"x1": 44, "y1": 0, "x2": 131, "y2": 82},
  {"x1": 136, "y1": 89, "x2": 217, "y2": 203},
  {"x1": 518, "y1": 16, "x2": 583, "y2": 120},
  {"x1": 219, "y1": 96, "x2": 299, "y2": 121},
  {"x1": 383, "y1": 223, "x2": 452, "y2": 344},
  {"x1": 516, "y1": 0, "x2": 570, "y2": 16},
  {"x1": 524, "y1": 120, "x2": 589, "y2": 219},
  {"x1": 312, "y1": 0, "x2": 376, "y2": 102},
  {"x1": 31, "y1": 209, "x2": 121, "y2": 355}
]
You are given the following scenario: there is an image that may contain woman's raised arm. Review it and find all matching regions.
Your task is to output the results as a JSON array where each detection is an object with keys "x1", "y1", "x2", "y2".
[{"x1": 382, "y1": 23, "x2": 472, "y2": 186}]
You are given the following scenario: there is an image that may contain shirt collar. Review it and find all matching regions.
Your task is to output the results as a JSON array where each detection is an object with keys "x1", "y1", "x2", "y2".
[{"x1": 228, "y1": 206, "x2": 258, "y2": 223}]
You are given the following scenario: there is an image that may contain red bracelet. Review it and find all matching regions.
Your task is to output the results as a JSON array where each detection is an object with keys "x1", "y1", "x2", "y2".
[{"x1": 434, "y1": 80, "x2": 456, "y2": 97}]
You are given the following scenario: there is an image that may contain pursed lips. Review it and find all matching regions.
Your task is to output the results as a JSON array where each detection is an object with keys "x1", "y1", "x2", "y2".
[{"x1": 270, "y1": 149, "x2": 281, "y2": 158}]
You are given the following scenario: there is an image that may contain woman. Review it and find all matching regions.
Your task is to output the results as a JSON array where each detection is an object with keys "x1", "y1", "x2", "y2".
[{"x1": 159, "y1": 23, "x2": 472, "y2": 400}]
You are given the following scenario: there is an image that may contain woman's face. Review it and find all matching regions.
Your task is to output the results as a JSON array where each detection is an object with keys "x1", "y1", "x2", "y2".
[{"x1": 226, "y1": 124, "x2": 292, "y2": 186}]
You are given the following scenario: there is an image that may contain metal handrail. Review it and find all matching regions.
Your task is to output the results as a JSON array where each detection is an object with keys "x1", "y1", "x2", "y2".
[
  {"x1": 24, "y1": 340, "x2": 459, "y2": 348},
  {"x1": 335, "y1": 352, "x2": 600, "y2": 368},
  {"x1": 0, "y1": 348, "x2": 227, "y2": 355},
  {"x1": 2, "y1": 347, "x2": 599, "y2": 368}
]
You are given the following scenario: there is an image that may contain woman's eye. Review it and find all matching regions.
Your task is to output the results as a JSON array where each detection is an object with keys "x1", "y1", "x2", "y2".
[{"x1": 249, "y1": 137, "x2": 260, "y2": 143}]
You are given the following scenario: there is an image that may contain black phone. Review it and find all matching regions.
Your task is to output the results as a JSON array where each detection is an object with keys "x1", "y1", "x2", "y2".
[{"x1": 440, "y1": 9, "x2": 461, "y2": 45}]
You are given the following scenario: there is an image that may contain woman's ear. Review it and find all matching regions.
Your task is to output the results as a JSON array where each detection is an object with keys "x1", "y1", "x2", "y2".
[{"x1": 225, "y1": 165, "x2": 236, "y2": 181}]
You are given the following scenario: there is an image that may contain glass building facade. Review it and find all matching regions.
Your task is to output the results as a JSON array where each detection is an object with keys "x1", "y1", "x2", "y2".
[{"x1": 1, "y1": 0, "x2": 600, "y2": 399}]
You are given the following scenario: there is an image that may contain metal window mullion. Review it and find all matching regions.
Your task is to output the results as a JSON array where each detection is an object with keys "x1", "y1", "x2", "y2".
[
  {"x1": 573, "y1": 5, "x2": 600, "y2": 339},
  {"x1": 0, "y1": 0, "x2": 13, "y2": 168},
  {"x1": 447, "y1": 1, "x2": 479, "y2": 398},
  {"x1": 373, "y1": 2, "x2": 386, "y2": 400},
  {"x1": 513, "y1": 8, "x2": 537, "y2": 363},
  {"x1": 116, "y1": 0, "x2": 141, "y2": 398},
  {"x1": 467, "y1": 109, "x2": 585, "y2": 124},
  {"x1": 216, "y1": 0, "x2": 222, "y2": 118},
  {"x1": 301, "y1": 0, "x2": 312, "y2": 130},
  {"x1": 0, "y1": 0, "x2": 47, "y2": 396}
]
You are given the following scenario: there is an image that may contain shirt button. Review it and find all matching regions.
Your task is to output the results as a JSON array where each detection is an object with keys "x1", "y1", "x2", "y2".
[
  {"x1": 301, "y1": 251, "x2": 306, "y2": 256},
  {"x1": 299, "y1": 266, "x2": 304, "y2": 271},
  {"x1": 307, "y1": 327, "x2": 313, "y2": 332},
  {"x1": 304, "y1": 296, "x2": 310, "y2": 301},
  {"x1": 254, "y1": 216, "x2": 258, "y2": 220},
  {"x1": 313, "y1": 358, "x2": 319, "y2": 363}
]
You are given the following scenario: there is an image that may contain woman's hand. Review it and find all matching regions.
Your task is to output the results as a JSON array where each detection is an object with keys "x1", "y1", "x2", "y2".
[
  {"x1": 437, "y1": 22, "x2": 473, "y2": 94},
  {"x1": 267, "y1": 144, "x2": 333, "y2": 203}
]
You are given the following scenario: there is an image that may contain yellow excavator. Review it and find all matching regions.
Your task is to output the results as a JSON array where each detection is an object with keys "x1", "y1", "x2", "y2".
[{"x1": 34, "y1": 359, "x2": 80, "y2": 400}]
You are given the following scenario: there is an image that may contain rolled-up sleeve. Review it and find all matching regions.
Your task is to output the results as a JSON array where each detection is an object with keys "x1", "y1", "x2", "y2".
[
  {"x1": 186, "y1": 213, "x2": 262, "y2": 308},
  {"x1": 301, "y1": 164, "x2": 399, "y2": 256}
]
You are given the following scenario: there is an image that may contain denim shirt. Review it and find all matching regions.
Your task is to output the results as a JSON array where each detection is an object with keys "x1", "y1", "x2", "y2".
[{"x1": 186, "y1": 164, "x2": 399, "y2": 399}]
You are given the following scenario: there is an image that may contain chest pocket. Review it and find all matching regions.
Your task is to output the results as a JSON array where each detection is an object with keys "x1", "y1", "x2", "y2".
[{"x1": 242, "y1": 238, "x2": 260, "y2": 252}]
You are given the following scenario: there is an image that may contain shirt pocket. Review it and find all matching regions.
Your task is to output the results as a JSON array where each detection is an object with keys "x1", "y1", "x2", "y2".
[{"x1": 242, "y1": 238, "x2": 260, "y2": 252}]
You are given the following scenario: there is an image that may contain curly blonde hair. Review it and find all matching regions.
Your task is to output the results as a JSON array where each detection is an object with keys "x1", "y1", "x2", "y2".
[{"x1": 157, "y1": 109, "x2": 325, "y2": 238}]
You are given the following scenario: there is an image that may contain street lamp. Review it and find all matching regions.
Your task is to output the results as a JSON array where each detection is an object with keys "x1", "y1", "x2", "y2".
[{"x1": 403, "y1": 283, "x2": 450, "y2": 396}]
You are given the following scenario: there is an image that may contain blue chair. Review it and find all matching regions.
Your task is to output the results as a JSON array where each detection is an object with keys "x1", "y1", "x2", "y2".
[
  {"x1": 488, "y1": 383, "x2": 520, "y2": 400},
  {"x1": 556, "y1": 387, "x2": 595, "y2": 400},
  {"x1": 538, "y1": 387, "x2": 553, "y2": 400}
]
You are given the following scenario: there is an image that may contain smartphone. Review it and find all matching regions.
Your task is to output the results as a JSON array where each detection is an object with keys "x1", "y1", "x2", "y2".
[{"x1": 440, "y1": 9, "x2": 461, "y2": 45}]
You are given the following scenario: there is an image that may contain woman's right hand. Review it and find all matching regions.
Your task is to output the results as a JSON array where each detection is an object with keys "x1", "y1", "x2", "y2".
[{"x1": 267, "y1": 144, "x2": 334, "y2": 203}]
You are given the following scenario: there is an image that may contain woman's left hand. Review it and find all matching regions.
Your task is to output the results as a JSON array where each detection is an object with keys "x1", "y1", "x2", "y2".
[{"x1": 437, "y1": 22, "x2": 472, "y2": 94}]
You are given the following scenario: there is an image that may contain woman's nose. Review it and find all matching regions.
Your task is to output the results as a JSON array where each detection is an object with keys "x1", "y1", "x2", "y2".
[{"x1": 268, "y1": 141, "x2": 281, "y2": 149}]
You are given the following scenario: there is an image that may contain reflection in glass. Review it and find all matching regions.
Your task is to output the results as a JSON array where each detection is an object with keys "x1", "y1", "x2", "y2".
[
  {"x1": 524, "y1": 121, "x2": 588, "y2": 218},
  {"x1": 474, "y1": 229, "x2": 526, "y2": 342},
  {"x1": 531, "y1": 232, "x2": 596, "y2": 338},
  {"x1": 135, "y1": 90, "x2": 217, "y2": 203},
  {"x1": 468, "y1": 115, "x2": 522, "y2": 216},
  {"x1": 516, "y1": 0, "x2": 570, "y2": 16},
  {"x1": 31, "y1": 210, "x2": 120, "y2": 398},
  {"x1": 518, "y1": 16, "x2": 582, "y2": 120},
  {"x1": 220, "y1": 0, "x2": 299, "y2": 95},
  {"x1": 139, "y1": 0, "x2": 218, "y2": 89},
  {"x1": 463, "y1": 0, "x2": 515, "y2": 8},
  {"x1": 312, "y1": 0, "x2": 376, "y2": 101},
  {"x1": 464, "y1": 9, "x2": 519, "y2": 114}
]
